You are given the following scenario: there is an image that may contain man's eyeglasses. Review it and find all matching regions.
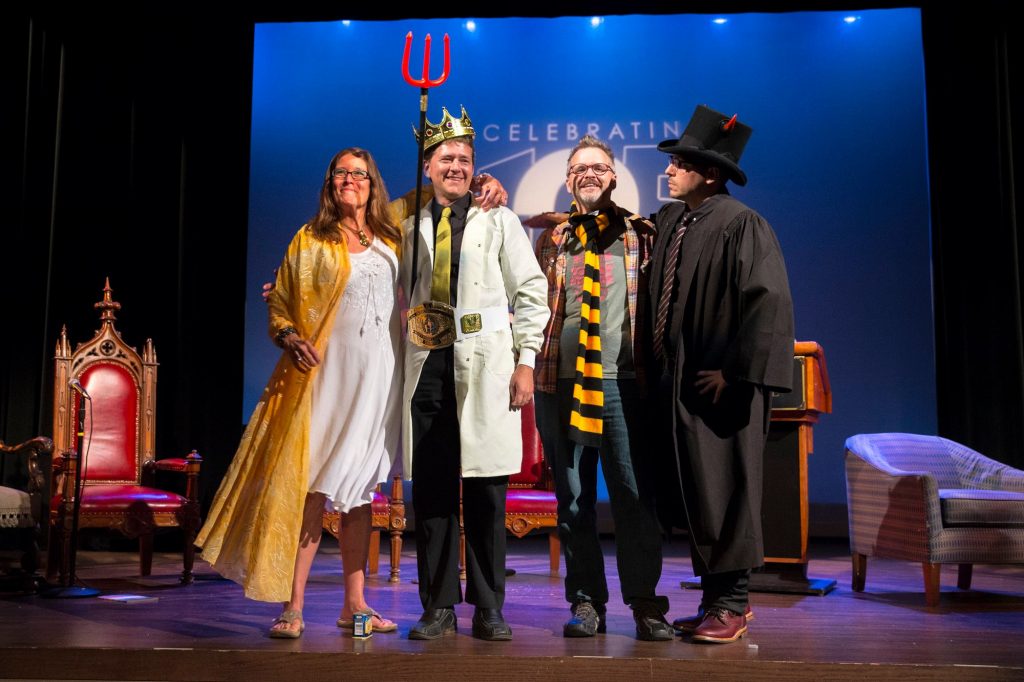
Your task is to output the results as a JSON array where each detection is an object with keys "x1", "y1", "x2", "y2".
[
  {"x1": 669, "y1": 156, "x2": 701, "y2": 171},
  {"x1": 331, "y1": 168, "x2": 370, "y2": 181},
  {"x1": 567, "y1": 163, "x2": 614, "y2": 177}
]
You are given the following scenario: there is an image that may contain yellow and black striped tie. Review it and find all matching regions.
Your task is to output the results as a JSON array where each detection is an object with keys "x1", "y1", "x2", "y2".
[{"x1": 568, "y1": 209, "x2": 610, "y2": 447}]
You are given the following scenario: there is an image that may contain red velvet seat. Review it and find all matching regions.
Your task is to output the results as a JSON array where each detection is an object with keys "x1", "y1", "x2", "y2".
[
  {"x1": 48, "y1": 280, "x2": 202, "y2": 585},
  {"x1": 505, "y1": 489, "x2": 561, "y2": 515},
  {"x1": 52, "y1": 486, "x2": 190, "y2": 513}
]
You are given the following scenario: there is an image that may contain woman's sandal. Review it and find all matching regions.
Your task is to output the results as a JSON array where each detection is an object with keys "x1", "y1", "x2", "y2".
[
  {"x1": 269, "y1": 609, "x2": 305, "y2": 638},
  {"x1": 336, "y1": 608, "x2": 398, "y2": 633}
]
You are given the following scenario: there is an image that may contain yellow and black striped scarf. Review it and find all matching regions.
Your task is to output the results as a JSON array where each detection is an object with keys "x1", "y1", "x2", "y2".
[{"x1": 568, "y1": 208, "x2": 611, "y2": 447}]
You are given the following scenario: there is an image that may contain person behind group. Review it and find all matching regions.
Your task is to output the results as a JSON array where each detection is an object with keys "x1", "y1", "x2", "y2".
[
  {"x1": 648, "y1": 105, "x2": 794, "y2": 643},
  {"x1": 196, "y1": 147, "x2": 404, "y2": 638},
  {"x1": 532, "y1": 135, "x2": 673, "y2": 641},
  {"x1": 401, "y1": 106, "x2": 549, "y2": 641}
]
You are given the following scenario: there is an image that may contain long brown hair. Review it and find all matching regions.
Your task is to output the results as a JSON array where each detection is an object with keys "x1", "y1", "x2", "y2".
[{"x1": 308, "y1": 147, "x2": 400, "y2": 246}]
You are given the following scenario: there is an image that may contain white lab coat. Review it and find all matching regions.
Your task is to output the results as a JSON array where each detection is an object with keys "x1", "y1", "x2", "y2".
[{"x1": 401, "y1": 202, "x2": 549, "y2": 478}]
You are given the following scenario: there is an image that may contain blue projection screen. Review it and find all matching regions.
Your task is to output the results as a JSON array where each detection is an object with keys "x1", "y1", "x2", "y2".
[{"x1": 245, "y1": 10, "x2": 936, "y2": 506}]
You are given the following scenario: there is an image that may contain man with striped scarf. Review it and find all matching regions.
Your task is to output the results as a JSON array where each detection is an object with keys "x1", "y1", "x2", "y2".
[{"x1": 533, "y1": 135, "x2": 673, "y2": 641}]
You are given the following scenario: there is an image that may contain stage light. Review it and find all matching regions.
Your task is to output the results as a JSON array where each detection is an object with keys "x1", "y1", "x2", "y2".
[
  {"x1": 590, "y1": 17, "x2": 604, "y2": 28},
  {"x1": 465, "y1": 20, "x2": 477, "y2": 32},
  {"x1": 844, "y1": 16, "x2": 860, "y2": 24},
  {"x1": 712, "y1": 18, "x2": 728, "y2": 25}
]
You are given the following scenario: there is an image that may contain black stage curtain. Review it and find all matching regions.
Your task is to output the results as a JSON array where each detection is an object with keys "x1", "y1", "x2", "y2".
[
  {"x1": 1, "y1": 3, "x2": 1021, "y2": 511},
  {"x1": 924, "y1": 4, "x2": 1024, "y2": 468},
  {"x1": 0, "y1": 11, "x2": 254, "y2": 507}
]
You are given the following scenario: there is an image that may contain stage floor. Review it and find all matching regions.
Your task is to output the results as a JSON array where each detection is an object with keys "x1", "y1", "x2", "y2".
[{"x1": 1, "y1": 536, "x2": 1022, "y2": 681}]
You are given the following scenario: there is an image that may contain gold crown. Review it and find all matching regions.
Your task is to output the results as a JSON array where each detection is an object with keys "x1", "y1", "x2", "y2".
[{"x1": 413, "y1": 105, "x2": 475, "y2": 152}]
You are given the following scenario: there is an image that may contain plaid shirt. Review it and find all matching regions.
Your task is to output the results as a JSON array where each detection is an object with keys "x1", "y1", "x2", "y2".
[{"x1": 535, "y1": 204, "x2": 656, "y2": 393}]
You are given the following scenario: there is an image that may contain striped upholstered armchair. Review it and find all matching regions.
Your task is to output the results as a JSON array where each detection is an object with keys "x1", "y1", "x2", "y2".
[{"x1": 845, "y1": 433, "x2": 1024, "y2": 606}]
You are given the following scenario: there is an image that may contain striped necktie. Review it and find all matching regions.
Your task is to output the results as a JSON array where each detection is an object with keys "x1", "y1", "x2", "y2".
[{"x1": 652, "y1": 213, "x2": 691, "y2": 362}]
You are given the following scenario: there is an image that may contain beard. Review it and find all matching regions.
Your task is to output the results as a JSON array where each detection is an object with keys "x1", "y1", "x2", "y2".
[{"x1": 575, "y1": 184, "x2": 609, "y2": 212}]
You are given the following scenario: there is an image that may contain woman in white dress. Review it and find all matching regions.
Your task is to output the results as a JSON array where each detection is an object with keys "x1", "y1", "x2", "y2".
[{"x1": 196, "y1": 147, "x2": 401, "y2": 637}]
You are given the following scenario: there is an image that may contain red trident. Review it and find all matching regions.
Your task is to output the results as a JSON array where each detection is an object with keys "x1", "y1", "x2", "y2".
[
  {"x1": 402, "y1": 32, "x2": 450, "y2": 88},
  {"x1": 402, "y1": 32, "x2": 451, "y2": 294}
]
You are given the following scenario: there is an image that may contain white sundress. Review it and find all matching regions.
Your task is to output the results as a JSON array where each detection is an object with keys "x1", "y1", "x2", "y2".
[{"x1": 308, "y1": 238, "x2": 401, "y2": 513}]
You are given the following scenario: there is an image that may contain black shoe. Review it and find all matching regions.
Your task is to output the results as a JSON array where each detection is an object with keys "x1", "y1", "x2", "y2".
[
  {"x1": 633, "y1": 602, "x2": 674, "y2": 641},
  {"x1": 471, "y1": 607, "x2": 512, "y2": 641},
  {"x1": 409, "y1": 607, "x2": 457, "y2": 640},
  {"x1": 563, "y1": 601, "x2": 606, "y2": 638}
]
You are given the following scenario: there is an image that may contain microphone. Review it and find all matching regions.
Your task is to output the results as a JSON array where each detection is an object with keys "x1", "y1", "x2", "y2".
[{"x1": 69, "y1": 378, "x2": 91, "y2": 401}]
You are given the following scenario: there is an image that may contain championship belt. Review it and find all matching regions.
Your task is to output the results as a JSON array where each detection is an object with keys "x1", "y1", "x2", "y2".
[{"x1": 407, "y1": 301, "x2": 457, "y2": 349}]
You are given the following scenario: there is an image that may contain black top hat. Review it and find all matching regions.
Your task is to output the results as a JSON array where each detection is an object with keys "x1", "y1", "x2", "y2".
[{"x1": 657, "y1": 105, "x2": 753, "y2": 186}]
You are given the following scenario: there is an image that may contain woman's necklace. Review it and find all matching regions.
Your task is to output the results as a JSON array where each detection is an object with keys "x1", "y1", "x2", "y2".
[{"x1": 342, "y1": 221, "x2": 371, "y2": 247}]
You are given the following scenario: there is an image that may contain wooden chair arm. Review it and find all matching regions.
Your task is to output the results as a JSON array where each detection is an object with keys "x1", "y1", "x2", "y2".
[
  {"x1": 0, "y1": 436, "x2": 52, "y2": 495},
  {"x1": 147, "y1": 458, "x2": 193, "y2": 473},
  {"x1": 143, "y1": 451, "x2": 202, "y2": 501}
]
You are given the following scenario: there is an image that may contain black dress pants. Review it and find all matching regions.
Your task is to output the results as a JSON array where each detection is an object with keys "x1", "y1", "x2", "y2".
[
  {"x1": 701, "y1": 569, "x2": 750, "y2": 614},
  {"x1": 411, "y1": 347, "x2": 508, "y2": 610}
]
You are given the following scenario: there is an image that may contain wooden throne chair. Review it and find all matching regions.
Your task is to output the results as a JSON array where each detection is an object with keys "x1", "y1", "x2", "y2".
[{"x1": 48, "y1": 280, "x2": 202, "y2": 585}]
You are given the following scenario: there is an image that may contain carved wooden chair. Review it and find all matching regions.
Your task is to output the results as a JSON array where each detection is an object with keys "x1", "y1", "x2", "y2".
[
  {"x1": 0, "y1": 437, "x2": 52, "y2": 590},
  {"x1": 322, "y1": 475, "x2": 406, "y2": 582},
  {"x1": 459, "y1": 401, "x2": 560, "y2": 576},
  {"x1": 48, "y1": 280, "x2": 202, "y2": 585}
]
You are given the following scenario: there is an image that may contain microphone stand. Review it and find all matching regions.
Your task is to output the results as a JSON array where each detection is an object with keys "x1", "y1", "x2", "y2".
[{"x1": 44, "y1": 387, "x2": 99, "y2": 598}]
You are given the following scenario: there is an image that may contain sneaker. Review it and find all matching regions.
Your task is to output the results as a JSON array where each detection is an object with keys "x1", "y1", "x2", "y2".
[{"x1": 563, "y1": 601, "x2": 606, "y2": 638}]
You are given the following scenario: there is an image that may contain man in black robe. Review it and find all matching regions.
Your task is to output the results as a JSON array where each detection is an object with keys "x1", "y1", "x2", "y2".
[{"x1": 648, "y1": 105, "x2": 794, "y2": 643}]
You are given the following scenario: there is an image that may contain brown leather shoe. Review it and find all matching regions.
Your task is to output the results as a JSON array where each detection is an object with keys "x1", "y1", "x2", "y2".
[
  {"x1": 690, "y1": 607, "x2": 748, "y2": 643},
  {"x1": 673, "y1": 605, "x2": 753, "y2": 634}
]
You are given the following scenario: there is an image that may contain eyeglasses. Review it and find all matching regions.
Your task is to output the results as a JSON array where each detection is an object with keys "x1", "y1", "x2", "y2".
[
  {"x1": 567, "y1": 163, "x2": 614, "y2": 177},
  {"x1": 669, "y1": 156, "x2": 701, "y2": 171},
  {"x1": 331, "y1": 168, "x2": 370, "y2": 181}
]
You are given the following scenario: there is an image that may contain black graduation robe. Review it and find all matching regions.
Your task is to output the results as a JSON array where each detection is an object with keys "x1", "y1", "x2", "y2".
[{"x1": 649, "y1": 192, "x2": 794, "y2": 576}]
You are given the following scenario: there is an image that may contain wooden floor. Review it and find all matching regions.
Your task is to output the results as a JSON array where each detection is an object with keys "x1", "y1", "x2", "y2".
[{"x1": 1, "y1": 536, "x2": 1022, "y2": 681}]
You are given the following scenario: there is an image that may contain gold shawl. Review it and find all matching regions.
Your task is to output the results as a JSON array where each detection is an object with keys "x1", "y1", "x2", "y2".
[{"x1": 196, "y1": 222, "x2": 397, "y2": 602}]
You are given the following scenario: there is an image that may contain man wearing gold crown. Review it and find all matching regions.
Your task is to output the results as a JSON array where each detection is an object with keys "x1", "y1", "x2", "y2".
[
  {"x1": 649, "y1": 105, "x2": 794, "y2": 643},
  {"x1": 401, "y1": 106, "x2": 549, "y2": 641},
  {"x1": 531, "y1": 135, "x2": 673, "y2": 641}
]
